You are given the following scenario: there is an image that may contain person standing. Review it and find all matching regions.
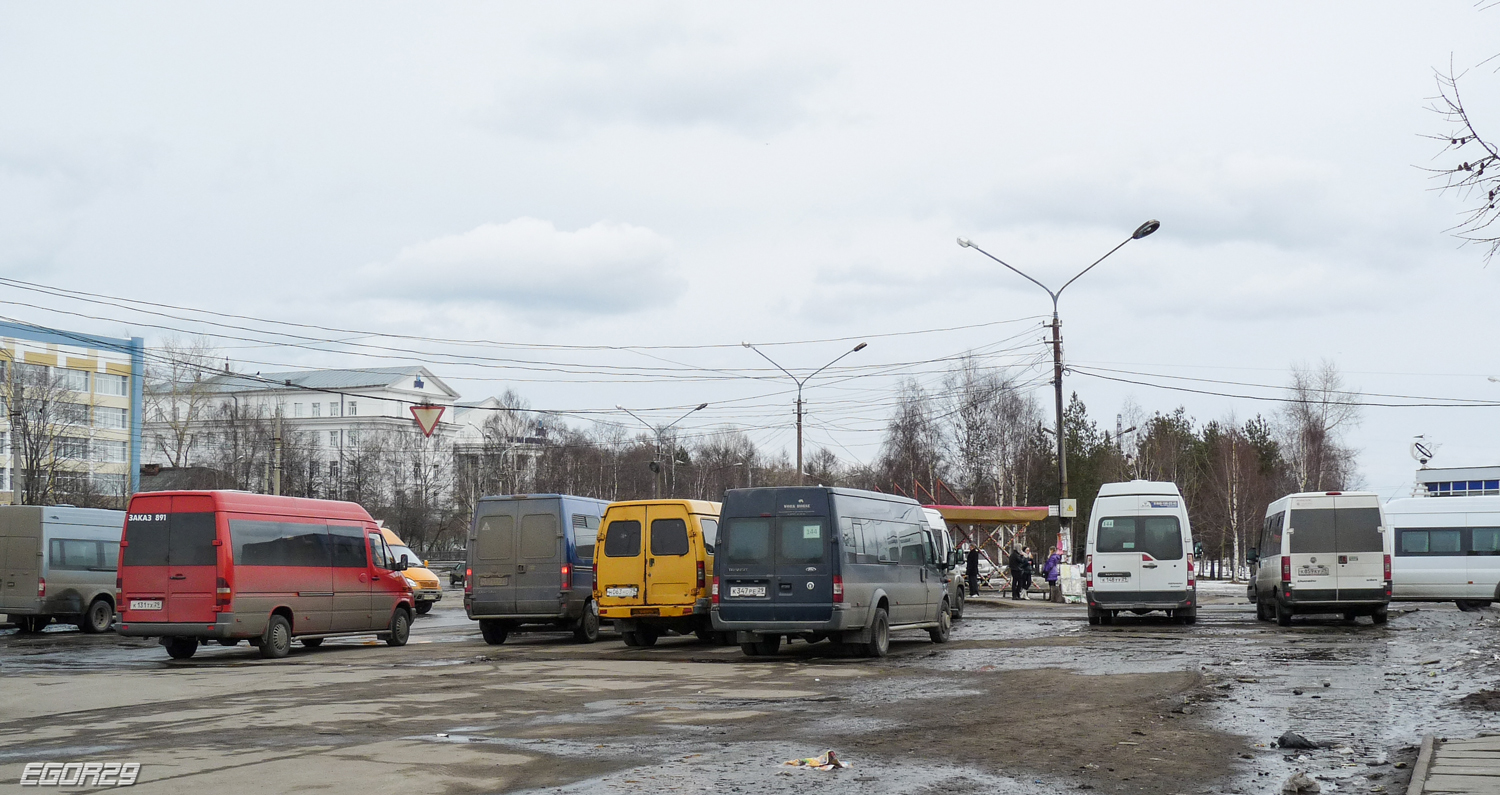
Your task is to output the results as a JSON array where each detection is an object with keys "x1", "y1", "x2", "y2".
[
  {"x1": 1008, "y1": 546, "x2": 1025, "y2": 600},
  {"x1": 965, "y1": 545, "x2": 980, "y2": 597},
  {"x1": 1020, "y1": 547, "x2": 1035, "y2": 599},
  {"x1": 1044, "y1": 547, "x2": 1063, "y2": 603}
]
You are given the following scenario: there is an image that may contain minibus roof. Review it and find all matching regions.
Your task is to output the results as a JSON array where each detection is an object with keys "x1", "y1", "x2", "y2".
[
  {"x1": 1096, "y1": 481, "x2": 1181, "y2": 498},
  {"x1": 605, "y1": 499, "x2": 721, "y2": 514},
  {"x1": 129, "y1": 490, "x2": 374, "y2": 522}
]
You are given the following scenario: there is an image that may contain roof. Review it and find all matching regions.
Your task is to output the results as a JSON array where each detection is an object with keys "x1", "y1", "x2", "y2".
[
  {"x1": 604, "y1": 499, "x2": 722, "y2": 514},
  {"x1": 128, "y1": 490, "x2": 376, "y2": 521},
  {"x1": 193, "y1": 366, "x2": 459, "y2": 398},
  {"x1": 928, "y1": 505, "x2": 1051, "y2": 525},
  {"x1": 1097, "y1": 480, "x2": 1182, "y2": 498}
]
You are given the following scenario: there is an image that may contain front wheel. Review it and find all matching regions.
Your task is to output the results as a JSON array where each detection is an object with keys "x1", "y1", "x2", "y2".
[
  {"x1": 929, "y1": 603, "x2": 952, "y2": 643},
  {"x1": 386, "y1": 608, "x2": 411, "y2": 647},
  {"x1": 80, "y1": 599, "x2": 114, "y2": 634},
  {"x1": 260, "y1": 615, "x2": 292, "y2": 659},
  {"x1": 573, "y1": 600, "x2": 600, "y2": 643},
  {"x1": 864, "y1": 608, "x2": 890, "y2": 658},
  {"x1": 740, "y1": 641, "x2": 761, "y2": 656},
  {"x1": 415, "y1": 601, "x2": 432, "y2": 616},
  {"x1": 479, "y1": 619, "x2": 508, "y2": 645},
  {"x1": 165, "y1": 637, "x2": 198, "y2": 659}
]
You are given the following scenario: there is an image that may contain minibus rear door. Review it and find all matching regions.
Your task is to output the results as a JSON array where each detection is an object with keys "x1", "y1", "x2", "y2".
[
  {"x1": 1333, "y1": 496, "x2": 1385, "y2": 599},
  {"x1": 516, "y1": 510, "x2": 562, "y2": 614},
  {"x1": 1092, "y1": 516, "x2": 1142, "y2": 595},
  {"x1": 166, "y1": 495, "x2": 219, "y2": 624},
  {"x1": 645, "y1": 506, "x2": 695, "y2": 607},
  {"x1": 473, "y1": 511, "x2": 518, "y2": 614},
  {"x1": 598, "y1": 506, "x2": 646, "y2": 606},
  {"x1": 773, "y1": 515, "x2": 833, "y2": 622}
]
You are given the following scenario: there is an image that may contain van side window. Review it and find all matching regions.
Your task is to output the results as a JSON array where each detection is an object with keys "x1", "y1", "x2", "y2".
[
  {"x1": 370, "y1": 535, "x2": 393, "y2": 570},
  {"x1": 699, "y1": 518, "x2": 718, "y2": 553},
  {"x1": 602, "y1": 520, "x2": 642, "y2": 557},
  {"x1": 840, "y1": 518, "x2": 857, "y2": 563},
  {"x1": 1473, "y1": 528, "x2": 1500, "y2": 554},
  {"x1": 572, "y1": 514, "x2": 600, "y2": 562},
  {"x1": 477, "y1": 515, "x2": 515, "y2": 561},
  {"x1": 876, "y1": 520, "x2": 900, "y2": 564},
  {"x1": 328, "y1": 525, "x2": 369, "y2": 568},
  {"x1": 49, "y1": 539, "x2": 104, "y2": 570},
  {"x1": 521, "y1": 514, "x2": 559, "y2": 559},
  {"x1": 650, "y1": 518, "x2": 690, "y2": 556},
  {"x1": 231, "y1": 521, "x2": 330, "y2": 567},
  {"x1": 898, "y1": 524, "x2": 926, "y2": 565}
]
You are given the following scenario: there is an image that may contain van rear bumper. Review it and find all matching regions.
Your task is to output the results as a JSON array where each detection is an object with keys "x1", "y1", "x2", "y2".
[
  {"x1": 1280, "y1": 586, "x2": 1390, "y2": 608},
  {"x1": 600, "y1": 599, "x2": 707, "y2": 620},
  {"x1": 117, "y1": 614, "x2": 237, "y2": 639},
  {"x1": 1088, "y1": 589, "x2": 1195, "y2": 610},
  {"x1": 710, "y1": 604, "x2": 856, "y2": 634}
]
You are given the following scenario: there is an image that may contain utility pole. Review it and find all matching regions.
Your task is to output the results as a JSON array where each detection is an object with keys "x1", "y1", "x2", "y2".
[
  {"x1": 617, "y1": 403, "x2": 707, "y2": 499},
  {"x1": 272, "y1": 406, "x2": 282, "y2": 497},
  {"x1": 741, "y1": 342, "x2": 867, "y2": 485}
]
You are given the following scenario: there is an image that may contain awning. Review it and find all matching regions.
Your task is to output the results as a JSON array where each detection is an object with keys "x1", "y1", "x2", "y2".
[{"x1": 930, "y1": 505, "x2": 1050, "y2": 525}]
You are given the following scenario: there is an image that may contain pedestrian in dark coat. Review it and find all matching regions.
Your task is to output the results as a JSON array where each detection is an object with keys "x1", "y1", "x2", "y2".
[
  {"x1": 965, "y1": 546, "x2": 980, "y2": 596},
  {"x1": 1008, "y1": 547, "x2": 1025, "y2": 600},
  {"x1": 1021, "y1": 547, "x2": 1035, "y2": 599}
]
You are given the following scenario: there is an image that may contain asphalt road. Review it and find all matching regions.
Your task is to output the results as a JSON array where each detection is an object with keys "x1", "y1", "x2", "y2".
[{"x1": 3, "y1": 586, "x2": 1498, "y2": 794}]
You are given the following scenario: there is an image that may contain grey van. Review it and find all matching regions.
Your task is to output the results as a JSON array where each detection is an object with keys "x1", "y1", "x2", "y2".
[
  {"x1": 1, "y1": 506, "x2": 125, "y2": 633},
  {"x1": 710, "y1": 487, "x2": 954, "y2": 658},
  {"x1": 464, "y1": 494, "x2": 608, "y2": 644}
]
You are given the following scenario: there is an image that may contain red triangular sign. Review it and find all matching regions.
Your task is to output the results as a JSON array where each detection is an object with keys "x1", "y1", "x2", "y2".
[{"x1": 409, "y1": 404, "x2": 445, "y2": 437}]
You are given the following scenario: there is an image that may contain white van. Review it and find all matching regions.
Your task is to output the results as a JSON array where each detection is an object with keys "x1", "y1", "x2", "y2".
[
  {"x1": 923, "y1": 508, "x2": 964, "y2": 620},
  {"x1": 1385, "y1": 495, "x2": 1500, "y2": 610},
  {"x1": 1249, "y1": 491, "x2": 1391, "y2": 626},
  {"x1": 1084, "y1": 481, "x2": 1197, "y2": 625}
]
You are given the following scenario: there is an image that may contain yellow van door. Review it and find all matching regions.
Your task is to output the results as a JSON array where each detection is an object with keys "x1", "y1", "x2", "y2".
[
  {"x1": 597, "y1": 506, "x2": 646, "y2": 607},
  {"x1": 645, "y1": 505, "x2": 695, "y2": 606}
]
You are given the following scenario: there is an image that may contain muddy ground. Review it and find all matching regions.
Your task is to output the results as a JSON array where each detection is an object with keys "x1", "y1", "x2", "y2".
[{"x1": 2, "y1": 584, "x2": 1498, "y2": 794}]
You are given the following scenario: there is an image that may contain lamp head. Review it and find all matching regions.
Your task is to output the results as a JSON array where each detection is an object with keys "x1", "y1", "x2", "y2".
[
  {"x1": 741, "y1": 341, "x2": 752, "y2": 348},
  {"x1": 1132, "y1": 220, "x2": 1160, "y2": 239},
  {"x1": 853, "y1": 342, "x2": 867, "y2": 352},
  {"x1": 956, "y1": 237, "x2": 972, "y2": 248},
  {"x1": 614, "y1": 404, "x2": 625, "y2": 411},
  {"x1": 695, "y1": 403, "x2": 708, "y2": 411}
]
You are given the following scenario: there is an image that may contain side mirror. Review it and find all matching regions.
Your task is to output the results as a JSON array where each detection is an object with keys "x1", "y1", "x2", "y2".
[
  {"x1": 397, "y1": 554, "x2": 410, "y2": 571},
  {"x1": 1246, "y1": 550, "x2": 1259, "y2": 565}
]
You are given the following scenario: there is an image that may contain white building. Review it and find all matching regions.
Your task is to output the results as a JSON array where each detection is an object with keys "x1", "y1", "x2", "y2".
[{"x1": 1415, "y1": 465, "x2": 1500, "y2": 498}]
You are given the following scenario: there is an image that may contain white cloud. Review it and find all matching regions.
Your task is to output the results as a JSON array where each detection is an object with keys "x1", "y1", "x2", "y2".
[{"x1": 357, "y1": 218, "x2": 683, "y2": 316}]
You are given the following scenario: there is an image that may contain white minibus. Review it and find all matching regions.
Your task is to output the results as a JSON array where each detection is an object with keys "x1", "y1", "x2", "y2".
[
  {"x1": 1386, "y1": 495, "x2": 1500, "y2": 610},
  {"x1": 1249, "y1": 491, "x2": 1391, "y2": 626},
  {"x1": 1084, "y1": 481, "x2": 1197, "y2": 625}
]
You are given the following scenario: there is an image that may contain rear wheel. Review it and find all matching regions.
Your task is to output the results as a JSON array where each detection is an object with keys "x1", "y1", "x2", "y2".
[
  {"x1": 1100, "y1": 610, "x2": 1115, "y2": 626},
  {"x1": 216, "y1": 639, "x2": 240, "y2": 647},
  {"x1": 929, "y1": 603, "x2": 952, "y2": 643},
  {"x1": 415, "y1": 601, "x2": 432, "y2": 615},
  {"x1": 952, "y1": 590, "x2": 966, "y2": 621},
  {"x1": 1372, "y1": 606, "x2": 1389, "y2": 625},
  {"x1": 16, "y1": 615, "x2": 49, "y2": 633},
  {"x1": 479, "y1": 619, "x2": 509, "y2": 645},
  {"x1": 1275, "y1": 600, "x2": 1293, "y2": 627},
  {"x1": 1255, "y1": 599, "x2": 1271, "y2": 622},
  {"x1": 301, "y1": 637, "x2": 324, "y2": 648},
  {"x1": 755, "y1": 634, "x2": 781, "y2": 656},
  {"x1": 1343, "y1": 611, "x2": 1358, "y2": 622},
  {"x1": 1179, "y1": 608, "x2": 1198, "y2": 625},
  {"x1": 260, "y1": 616, "x2": 292, "y2": 659},
  {"x1": 573, "y1": 599, "x2": 600, "y2": 643},
  {"x1": 165, "y1": 637, "x2": 198, "y2": 659},
  {"x1": 864, "y1": 608, "x2": 890, "y2": 658},
  {"x1": 740, "y1": 641, "x2": 761, "y2": 656},
  {"x1": 80, "y1": 599, "x2": 113, "y2": 634},
  {"x1": 386, "y1": 608, "x2": 410, "y2": 647},
  {"x1": 1088, "y1": 606, "x2": 1102, "y2": 626},
  {"x1": 634, "y1": 625, "x2": 660, "y2": 647}
]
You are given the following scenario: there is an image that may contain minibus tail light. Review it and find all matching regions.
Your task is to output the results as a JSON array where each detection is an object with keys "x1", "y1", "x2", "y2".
[
  {"x1": 561, "y1": 563, "x2": 572, "y2": 591},
  {"x1": 696, "y1": 560, "x2": 705, "y2": 591},
  {"x1": 216, "y1": 576, "x2": 232, "y2": 608},
  {"x1": 37, "y1": 577, "x2": 45, "y2": 598},
  {"x1": 711, "y1": 576, "x2": 720, "y2": 604},
  {"x1": 1085, "y1": 554, "x2": 1093, "y2": 589},
  {"x1": 115, "y1": 574, "x2": 122, "y2": 601},
  {"x1": 1186, "y1": 553, "x2": 1196, "y2": 587},
  {"x1": 1281, "y1": 556, "x2": 1291, "y2": 583},
  {"x1": 832, "y1": 575, "x2": 844, "y2": 603},
  {"x1": 464, "y1": 568, "x2": 472, "y2": 596},
  {"x1": 1384, "y1": 554, "x2": 1392, "y2": 581}
]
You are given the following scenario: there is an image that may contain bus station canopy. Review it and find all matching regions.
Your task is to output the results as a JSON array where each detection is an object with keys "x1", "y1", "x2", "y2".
[{"x1": 930, "y1": 505, "x2": 1050, "y2": 526}]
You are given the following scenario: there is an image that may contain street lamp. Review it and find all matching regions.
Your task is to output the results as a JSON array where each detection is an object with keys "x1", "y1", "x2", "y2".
[
  {"x1": 957, "y1": 219, "x2": 1159, "y2": 561},
  {"x1": 742, "y1": 342, "x2": 867, "y2": 485},
  {"x1": 616, "y1": 402, "x2": 708, "y2": 498}
]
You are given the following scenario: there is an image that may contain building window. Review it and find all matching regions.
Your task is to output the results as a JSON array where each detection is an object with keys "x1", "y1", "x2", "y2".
[
  {"x1": 94, "y1": 439, "x2": 128, "y2": 463},
  {"x1": 348, "y1": 429, "x2": 360, "y2": 445},
  {"x1": 57, "y1": 437, "x2": 90, "y2": 459},
  {"x1": 92, "y1": 472, "x2": 126, "y2": 495},
  {"x1": 59, "y1": 369, "x2": 89, "y2": 392},
  {"x1": 57, "y1": 402, "x2": 88, "y2": 426},
  {"x1": 0, "y1": 466, "x2": 9, "y2": 491},
  {"x1": 348, "y1": 401, "x2": 357, "y2": 416},
  {"x1": 329, "y1": 461, "x2": 340, "y2": 483},
  {"x1": 309, "y1": 460, "x2": 320, "y2": 478},
  {"x1": 94, "y1": 406, "x2": 127, "y2": 429},
  {"x1": 293, "y1": 403, "x2": 303, "y2": 417},
  {"x1": 329, "y1": 430, "x2": 340, "y2": 447},
  {"x1": 95, "y1": 373, "x2": 128, "y2": 397},
  {"x1": 312, "y1": 403, "x2": 321, "y2": 417},
  {"x1": 330, "y1": 402, "x2": 340, "y2": 417}
]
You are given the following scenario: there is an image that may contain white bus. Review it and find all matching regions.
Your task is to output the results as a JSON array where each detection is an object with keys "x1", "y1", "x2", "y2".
[{"x1": 1386, "y1": 495, "x2": 1500, "y2": 610}]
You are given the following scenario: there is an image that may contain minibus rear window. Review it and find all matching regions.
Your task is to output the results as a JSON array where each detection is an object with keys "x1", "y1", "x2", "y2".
[
  {"x1": 1289, "y1": 507, "x2": 1383, "y2": 553},
  {"x1": 520, "y1": 514, "x2": 559, "y2": 560},
  {"x1": 1095, "y1": 516, "x2": 1183, "y2": 560},
  {"x1": 723, "y1": 518, "x2": 771, "y2": 565},
  {"x1": 650, "y1": 519, "x2": 690, "y2": 556},
  {"x1": 1288, "y1": 509, "x2": 1336, "y2": 553},
  {"x1": 477, "y1": 515, "x2": 515, "y2": 560},
  {"x1": 123, "y1": 512, "x2": 217, "y2": 566},
  {"x1": 780, "y1": 519, "x2": 827, "y2": 564},
  {"x1": 602, "y1": 520, "x2": 642, "y2": 557},
  {"x1": 1336, "y1": 507, "x2": 1384, "y2": 552}
]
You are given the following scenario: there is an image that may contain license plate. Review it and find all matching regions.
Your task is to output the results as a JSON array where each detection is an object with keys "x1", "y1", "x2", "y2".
[
  {"x1": 729, "y1": 586, "x2": 766, "y2": 597},
  {"x1": 129, "y1": 600, "x2": 163, "y2": 611},
  {"x1": 1098, "y1": 572, "x2": 1130, "y2": 580},
  {"x1": 1298, "y1": 565, "x2": 1329, "y2": 577},
  {"x1": 606, "y1": 586, "x2": 638, "y2": 598}
]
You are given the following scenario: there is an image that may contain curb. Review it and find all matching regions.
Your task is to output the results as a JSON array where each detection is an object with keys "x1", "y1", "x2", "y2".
[{"x1": 1406, "y1": 733, "x2": 1435, "y2": 795}]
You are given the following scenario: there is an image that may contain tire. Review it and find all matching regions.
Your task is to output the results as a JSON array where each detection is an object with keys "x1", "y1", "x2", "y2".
[
  {"x1": 1372, "y1": 606, "x2": 1389, "y2": 625},
  {"x1": 16, "y1": 615, "x2": 49, "y2": 634},
  {"x1": 718, "y1": 632, "x2": 736, "y2": 645},
  {"x1": 216, "y1": 639, "x2": 240, "y2": 647},
  {"x1": 929, "y1": 604, "x2": 952, "y2": 643},
  {"x1": 864, "y1": 608, "x2": 890, "y2": 658},
  {"x1": 1100, "y1": 610, "x2": 1115, "y2": 626},
  {"x1": 952, "y1": 590, "x2": 966, "y2": 621},
  {"x1": 415, "y1": 601, "x2": 432, "y2": 616},
  {"x1": 1275, "y1": 600, "x2": 1293, "y2": 627},
  {"x1": 694, "y1": 627, "x2": 717, "y2": 643},
  {"x1": 755, "y1": 634, "x2": 781, "y2": 656},
  {"x1": 1343, "y1": 611, "x2": 1358, "y2": 622},
  {"x1": 385, "y1": 608, "x2": 411, "y2": 647},
  {"x1": 1256, "y1": 599, "x2": 1271, "y2": 622},
  {"x1": 1088, "y1": 606, "x2": 1101, "y2": 626},
  {"x1": 1179, "y1": 608, "x2": 1198, "y2": 625},
  {"x1": 635, "y1": 625, "x2": 660, "y2": 647},
  {"x1": 165, "y1": 637, "x2": 198, "y2": 659},
  {"x1": 301, "y1": 638, "x2": 324, "y2": 648},
  {"x1": 573, "y1": 599, "x2": 600, "y2": 643},
  {"x1": 260, "y1": 615, "x2": 292, "y2": 659},
  {"x1": 80, "y1": 599, "x2": 113, "y2": 634},
  {"x1": 740, "y1": 641, "x2": 761, "y2": 656},
  {"x1": 622, "y1": 630, "x2": 642, "y2": 647},
  {"x1": 479, "y1": 619, "x2": 509, "y2": 645}
]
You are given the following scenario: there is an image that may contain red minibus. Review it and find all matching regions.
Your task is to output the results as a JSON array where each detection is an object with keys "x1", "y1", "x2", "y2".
[{"x1": 115, "y1": 491, "x2": 416, "y2": 660}]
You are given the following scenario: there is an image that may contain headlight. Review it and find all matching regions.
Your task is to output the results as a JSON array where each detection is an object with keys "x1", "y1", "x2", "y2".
[{"x1": 403, "y1": 576, "x2": 417, "y2": 588}]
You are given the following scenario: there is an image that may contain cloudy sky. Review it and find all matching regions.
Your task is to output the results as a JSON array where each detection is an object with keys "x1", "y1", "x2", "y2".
[{"x1": 1, "y1": 3, "x2": 1496, "y2": 499}]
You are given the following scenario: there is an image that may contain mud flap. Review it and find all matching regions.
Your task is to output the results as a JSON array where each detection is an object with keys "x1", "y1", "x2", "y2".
[
  {"x1": 614, "y1": 619, "x2": 637, "y2": 634},
  {"x1": 839, "y1": 626, "x2": 872, "y2": 644}
]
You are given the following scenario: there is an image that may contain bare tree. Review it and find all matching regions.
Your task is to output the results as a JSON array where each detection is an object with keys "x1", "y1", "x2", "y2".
[
  {"x1": 1427, "y1": 59, "x2": 1500, "y2": 260},
  {"x1": 145, "y1": 336, "x2": 221, "y2": 467},
  {"x1": 878, "y1": 379, "x2": 944, "y2": 494},
  {"x1": 8, "y1": 363, "x2": 85, "y2": 505},
  {"x1": 939, "y1": 358, "x2": 1043, "y2": 505},
  {"x1": 1279, "y1": 360, "x2": 1362, "y2": 492}
]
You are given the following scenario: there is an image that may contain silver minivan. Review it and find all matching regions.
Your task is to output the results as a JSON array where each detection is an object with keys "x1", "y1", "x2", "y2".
[{"x1": 1, "y1": 506, "x2": 125, "y2": 633}]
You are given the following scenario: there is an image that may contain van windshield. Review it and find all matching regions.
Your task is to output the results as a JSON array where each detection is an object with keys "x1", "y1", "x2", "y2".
[
  {"x1": 1289, "y1": 507, "x2": 1383, "y2": 553},
  {"x1": 1096, "y1": 516, "x2": 1183, "y2": 560}
]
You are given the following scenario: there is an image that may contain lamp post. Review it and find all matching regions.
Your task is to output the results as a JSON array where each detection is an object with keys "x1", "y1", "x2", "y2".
[
  {"x1": 617, "y1": 402, "x2": 708, "y2": 498},
  {"x1": 742, "y1": 342, "x2": 867, "y2": 485},
  {"x1": 957, "y1": 219, "x2": 1159, "y2": 561}
]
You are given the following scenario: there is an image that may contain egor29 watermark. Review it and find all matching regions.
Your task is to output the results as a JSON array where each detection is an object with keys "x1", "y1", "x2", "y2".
[{"x1": 19, "y1": 762, "x2": 140, "y2": 787}]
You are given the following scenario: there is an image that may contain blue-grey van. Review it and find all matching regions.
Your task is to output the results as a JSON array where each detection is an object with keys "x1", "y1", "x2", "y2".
[
  {"x1": 464, "y1": 494, "x2": 608, "y2": 644},
  {"x1": 710, "y1": 487, "x2": 954, "y2": 658}
]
